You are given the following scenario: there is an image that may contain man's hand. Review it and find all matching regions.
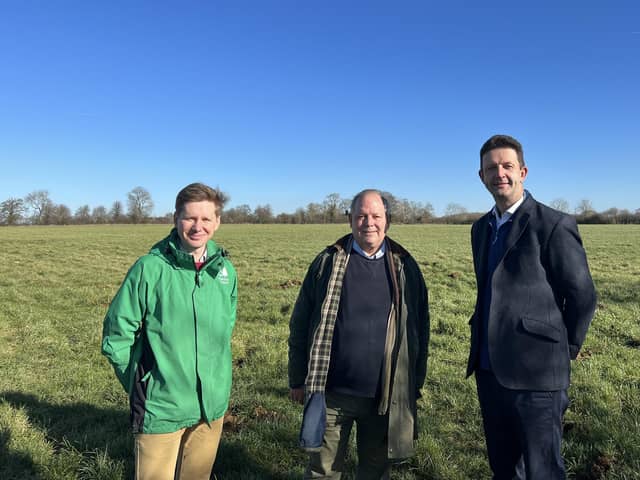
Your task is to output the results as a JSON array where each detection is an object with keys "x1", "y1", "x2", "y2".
[{"x1": 289, "y1": 387, "x2": 305, "y2": 404}]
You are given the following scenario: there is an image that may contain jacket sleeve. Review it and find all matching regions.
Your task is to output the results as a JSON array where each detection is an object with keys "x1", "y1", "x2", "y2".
[
  {"x1": 101, "y1": 259, "x2": 147, "y2": 393},
  {"x1": 547, "y1": 215, "x2": 597, "y2": 358},
  {"x1": 287, "y1": 253, "x2": 324, "y2": 389},
  {"x1": 410, "y1": 258, "x2": 430, "y2": 395}
]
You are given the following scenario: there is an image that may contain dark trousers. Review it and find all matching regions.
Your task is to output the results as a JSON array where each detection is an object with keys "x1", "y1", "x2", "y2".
[{"x1": 475, "y1": 370, "x2": 569, "y2": 480}]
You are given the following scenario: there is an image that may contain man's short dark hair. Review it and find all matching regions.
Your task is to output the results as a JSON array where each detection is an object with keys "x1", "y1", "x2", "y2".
[
  {"x1": 175, "y1": 183, "x2": 228, "y2": 216},
  {"x1": 480, "y1": 134, "x2": 525, "y2": 168}
]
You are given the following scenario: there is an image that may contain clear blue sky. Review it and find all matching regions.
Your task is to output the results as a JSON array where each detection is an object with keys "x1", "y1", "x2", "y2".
[{"x1": 2, "y1": 1, "x2": 638, "y2": 217}]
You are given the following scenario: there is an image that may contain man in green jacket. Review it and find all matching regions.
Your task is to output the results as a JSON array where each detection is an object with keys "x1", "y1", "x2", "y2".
[
  {"x1": 102, "y1": 182, "x2": 237, "y2": 480},
  {"x1": 288, "y1": 189, "x2": 430, "y2": 479}
]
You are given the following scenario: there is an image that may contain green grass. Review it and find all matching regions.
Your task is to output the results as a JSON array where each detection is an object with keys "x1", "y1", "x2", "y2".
[{"x1": 1, "y1": 224, "x2": 638, "y2": 479}]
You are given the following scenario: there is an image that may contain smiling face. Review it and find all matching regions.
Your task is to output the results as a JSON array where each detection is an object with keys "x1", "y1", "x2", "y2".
[
  {"x1": 479, "y1": 147, "x2": 528, "y2": 214},
  {"x1": 174, "y1": 200, "x2": 220, "y2": 258},
  {"x1": 350, "y1": 191, "x2": 388, "y2": 256}
]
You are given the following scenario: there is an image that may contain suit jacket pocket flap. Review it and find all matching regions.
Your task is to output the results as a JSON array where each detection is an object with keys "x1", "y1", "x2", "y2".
[{"x1": 521, "y1": 317, "x2": 561, "y2": 342}]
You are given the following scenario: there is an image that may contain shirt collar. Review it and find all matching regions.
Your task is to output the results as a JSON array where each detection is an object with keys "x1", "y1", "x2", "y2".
[
  {"x1": 491, "y1": 191, "x2": 526, "y2": 229},
  {"x1": 181, "y1": 246, "x2": 207, "y2": 263},
  {"x1": 351, "y1": 238, "x2": 386, "y2": 259}
]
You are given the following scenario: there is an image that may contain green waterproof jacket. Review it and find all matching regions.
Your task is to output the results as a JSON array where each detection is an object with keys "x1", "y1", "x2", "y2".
[{"x1": 101, "y1": 229, "x2": 237, "y2": 434}]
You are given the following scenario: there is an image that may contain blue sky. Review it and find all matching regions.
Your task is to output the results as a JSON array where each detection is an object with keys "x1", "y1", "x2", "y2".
[{"x1": 1, "y1": 1, "x2": 638, "y2": 217}]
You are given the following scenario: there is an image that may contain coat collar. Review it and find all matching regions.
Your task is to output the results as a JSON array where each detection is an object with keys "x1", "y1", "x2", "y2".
[
  {"x1": 151, "y1": 228, "x2": 224, "y2": 271},
  {"x1": 502, "y1": 192, "x2": 533, "y2": 256}
]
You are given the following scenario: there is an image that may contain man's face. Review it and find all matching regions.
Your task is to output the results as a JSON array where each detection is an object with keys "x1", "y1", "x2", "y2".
[
  {"x1": 350, "y1": 192, "x2": 388, "y2": 255},
  {"x1": 479, "y1": 147, "x2": 528, "y2": 211},
  {"x1": 174, "y1": 200, "x2": 220, "y2": 254}
]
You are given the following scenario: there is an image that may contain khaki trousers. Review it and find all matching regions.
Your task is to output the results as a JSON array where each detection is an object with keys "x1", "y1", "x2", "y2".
[
  {"x1": 305, "y1": 391, "x2": 390, "y2": 480},
  {"x1": 134, "y1": 418, "x2": 223, "y2": 480}
]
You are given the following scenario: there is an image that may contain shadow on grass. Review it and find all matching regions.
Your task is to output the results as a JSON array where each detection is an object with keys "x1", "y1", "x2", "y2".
[
  {"x1": 0, "y1": 427, "x2": 37, "y2": 479},
  {"x1": 1, "y1": 391, "x2": 286, "y2": 479},
  {"x1": 0, "y1": 390, "x2": 131, "y2": 478},
  {"x1": 215, "y1": 440, "x2": 294, "y2": 479}
]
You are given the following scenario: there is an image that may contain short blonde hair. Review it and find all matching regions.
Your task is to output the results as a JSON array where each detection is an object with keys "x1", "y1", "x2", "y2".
[{"x1": 175, "y1": 183, "x2": 228, "y2": 216}]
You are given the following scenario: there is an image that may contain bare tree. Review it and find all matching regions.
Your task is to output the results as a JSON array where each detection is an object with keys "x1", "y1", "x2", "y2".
[
  {"x1": 275, "y1": 212, "x2": 295, "y2": 224},
  {"x1": 253, "y1": 204, "x2": 274, "y2": 224},
  {"x1": 616, "y1": 209, "x2": 635, "y2": 224},
  {"x1": 25, "y1": 190, "x2": 53, "y2": 225},
  {"x1": 444, "y1": 203, "x2": 468, "y2": 216},
  {"x1": 394, "y1": 199, "x2": 411, "y2": 224},
  {"x1": 110, "y1": 201, "x2": 125, "y2": 223},
  {"x1": 575, "y1": 199, "x2": 595, "y2": 216},
  {"x1": 379, "y1": 191, "x2": 398, "y2": 220},
  {"x1": 415, "y1": 201, "x2": 435, "y2": 223},
  {"x1": 51, "y1": 204, "x2": 72, "y2": 225},
  {"x1": 92, "y1": 206, "x2": 109, "y2": 224},
  {"x1": 74, "y1": 205, "x2": 92, "y2": 224},
  {"x1": 0, "y1": 198, "x2": 25, "y2": 225},
  {"x1": 156, "y1": 212, "x2": 173, "y2": 224},
  {"x1": 127, "y1": 187, "x2": 154, "y2": 224},
  {"x1": 339, "y1": 198, "x2": 351, "y2": 218},
  {"x1": 305, "y1": 202, "x2": 323, "y2": 223},
  {"x1": 550, "y1": 198, "x2": 570, "y2": 213},
  {"x1": 224, "y1": 204, "x2": 253, "y2": 223},
  {"x1": 323, "y1": 193, "x2": 342, "y2": 223},
  {"x1": 602, "y1": 208, "x2": 619, "y2": 223},
  {"x1": 41, "y1": 203, "x2": 56, "y2": 225},
  {"x1": 293, "y1": 207, "x2": 306, "y2": 224}
]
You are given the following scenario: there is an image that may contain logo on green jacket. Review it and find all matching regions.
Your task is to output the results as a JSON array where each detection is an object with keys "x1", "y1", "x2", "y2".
[{"x1": 217, "y1": 266, "x2": 230, "y2": 284}]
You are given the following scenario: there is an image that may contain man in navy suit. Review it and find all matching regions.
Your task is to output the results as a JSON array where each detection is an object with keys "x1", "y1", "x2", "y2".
[{"x1": 467, "y1": 134, "x2": 597, "y2": 479}]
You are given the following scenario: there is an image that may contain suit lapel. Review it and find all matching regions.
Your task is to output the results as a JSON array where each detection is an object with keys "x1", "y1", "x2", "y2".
[
  {"x1": 502, "y1": 195, "x2": 534, "y2": 260},
  {"x1": 475, "y1": 194, "x2": 535, "y2": 281}
]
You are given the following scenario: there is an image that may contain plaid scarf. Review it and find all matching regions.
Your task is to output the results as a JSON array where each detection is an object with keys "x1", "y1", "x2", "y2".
[{"x1": 305, "y1": 237, "x2": 352, "y2": 394}]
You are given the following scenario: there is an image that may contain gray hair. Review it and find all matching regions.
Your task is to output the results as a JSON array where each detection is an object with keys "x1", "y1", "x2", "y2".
[{"x1": 349, "y1": 189, "x2": 390, "y2": 222}]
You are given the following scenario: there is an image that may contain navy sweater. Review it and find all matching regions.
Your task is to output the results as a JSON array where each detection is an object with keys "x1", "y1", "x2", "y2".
[{"x1": 326, "y1": 252, "x2": 392, "y2": 397}]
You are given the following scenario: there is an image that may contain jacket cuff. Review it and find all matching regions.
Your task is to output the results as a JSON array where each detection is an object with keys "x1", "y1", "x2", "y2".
[{"x1": 569, "y1": 344, "x2": 580, "y2": 360}]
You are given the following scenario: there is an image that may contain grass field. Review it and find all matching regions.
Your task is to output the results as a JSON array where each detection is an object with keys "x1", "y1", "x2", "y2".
[{"x1": 1, "y1": 224, "x2": 639, "y2": 479}]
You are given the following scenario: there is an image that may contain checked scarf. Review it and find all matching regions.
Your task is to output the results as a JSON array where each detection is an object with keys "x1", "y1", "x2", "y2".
[{"x1": 304, "y1": 237, "x2": 353, "y2": 394}]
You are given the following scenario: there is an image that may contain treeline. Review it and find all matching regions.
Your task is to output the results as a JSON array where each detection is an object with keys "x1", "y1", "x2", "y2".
[
  {"x1": 224, "y1": 192, "x2": 439, "y2": 224},
  {"x1": 0, "y1": 187, "x2": 169, "y2": 226},
  {"x1": 1, "y1": 189, "x2": 639, "y2": 226}
]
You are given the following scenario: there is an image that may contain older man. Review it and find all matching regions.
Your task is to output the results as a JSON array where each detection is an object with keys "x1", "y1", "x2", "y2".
[{"x1": 288, "y1": 189, "x2": 430, "y2": 479}]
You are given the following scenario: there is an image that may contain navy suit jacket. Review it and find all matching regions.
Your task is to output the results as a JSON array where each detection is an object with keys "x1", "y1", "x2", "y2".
[{"x1": 467, "y1": 193, "x2": 597, "y2": 391}]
